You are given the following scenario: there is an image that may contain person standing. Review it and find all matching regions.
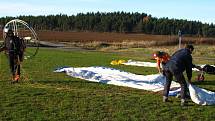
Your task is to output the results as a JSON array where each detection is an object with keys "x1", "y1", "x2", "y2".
[
  {"x1": 0, "y1": 29, "x2": 25, "y2": 83},
  {"x1": 162, "y1": 44, "x2": 201, "y2": 106}
]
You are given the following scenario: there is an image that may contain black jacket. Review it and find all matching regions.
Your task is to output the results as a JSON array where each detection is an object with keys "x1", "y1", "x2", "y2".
[
  {"x1": 3, "y1": 35, "x2": 25, "y2": 54},
  {"x1": 165, "y1": 48, "x2": 195, "y2": 80}
]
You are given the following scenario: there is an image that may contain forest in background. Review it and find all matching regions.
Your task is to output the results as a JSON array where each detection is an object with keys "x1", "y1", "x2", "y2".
[{"x1": 0, "y1": 12, "x2": 215, "y2": 37}]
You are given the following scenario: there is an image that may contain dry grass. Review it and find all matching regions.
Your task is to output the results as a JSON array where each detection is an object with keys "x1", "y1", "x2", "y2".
[
  {"x1": 36, "y1": 31, "x2": 215, "y2": 46},
  {"x1": 36, "y1": 31, "x2": 172, "y2": 42},
  {"x1": 1, "y1": 30, "x2": 214, "y2": 49},
  {"x1": 37, "y1": 31, "x2": 215, "y2": 50}
]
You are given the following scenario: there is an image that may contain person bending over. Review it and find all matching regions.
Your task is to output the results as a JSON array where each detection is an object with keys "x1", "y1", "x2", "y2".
[
  {"x1": 153, "y1": 51, "x2": 170, "y2": 74},
  {"x1": 162, "y1": 44, "x2": 201, "y2": 106}
]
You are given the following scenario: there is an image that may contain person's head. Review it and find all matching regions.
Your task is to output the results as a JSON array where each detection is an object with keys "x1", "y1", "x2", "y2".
[
  {"x1": 153, "y1": 51, "x2": 165, "y2": 59},
  {"x1": 185, "y1": 44, "x2": 194, "y2": 53},
  {"x1": 6, "y1": 29, "x2": 14, "y2": 37}
]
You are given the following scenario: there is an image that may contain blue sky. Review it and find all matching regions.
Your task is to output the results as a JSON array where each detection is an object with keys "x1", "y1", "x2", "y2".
[{"x1": 0, "y1": 0, "x2": 215, "y2": 24}]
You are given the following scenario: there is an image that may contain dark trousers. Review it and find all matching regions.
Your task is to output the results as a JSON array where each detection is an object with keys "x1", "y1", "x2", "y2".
[
  {"x1": 163, "y1": 70, "x2": 188, "y2": 100},
  {"x1": 9, "y1": 53, "x2": 21, "y2": 76}
]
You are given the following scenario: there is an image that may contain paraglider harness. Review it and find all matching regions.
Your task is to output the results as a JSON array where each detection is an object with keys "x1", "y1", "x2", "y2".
[
  {"x1": 7, "y1": 36, "x2": 25, "y2": 61},
  {"x1": 197, "y1": 64, "x2": 215, "y2": 81}
]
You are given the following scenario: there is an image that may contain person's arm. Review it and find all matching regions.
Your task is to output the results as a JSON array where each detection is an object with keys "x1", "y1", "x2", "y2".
[
  {"x1": 156, "y1": 58, "x2": 161, "y2": 73},
  {"x1": 0, "y1": 47, "x2": 5, "y2": 52},
  {"x1": 19, "y1": 38, "x2": 26, "y2": 52},
  {"x1": 193, "y1": 65, "x2": 202, "y2": 71},
  {"x1": 185, "y1": 54, "x2": 193, "y2": 83},
  {"x1": 0, "y1": 42, "x2": 6, "y2": 52},
  {"x1": 186, "y1": 68, "x2": 192, "y2": 83}
]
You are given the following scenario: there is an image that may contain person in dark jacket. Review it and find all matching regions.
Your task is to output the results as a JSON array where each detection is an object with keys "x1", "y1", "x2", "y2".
[
  {"x1": 0, "y1": 29, "x2": 25, "y2": 83},
  {"x1": 162, "y1": 44, "x2": 201, "y2": 106}
]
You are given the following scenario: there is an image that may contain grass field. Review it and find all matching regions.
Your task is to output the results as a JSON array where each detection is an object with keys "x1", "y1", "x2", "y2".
[{"x1": 0, "y1": 46, "x2": 215, "y2": 121}]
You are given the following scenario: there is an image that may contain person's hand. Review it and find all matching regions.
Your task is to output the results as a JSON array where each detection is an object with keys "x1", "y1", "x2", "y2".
[
  {"x1": 188, "y1": 79, "x2": 192, "y2": 84},
  {"x1": 158, "y1": 70, "x2": 162, "y2": 75}
]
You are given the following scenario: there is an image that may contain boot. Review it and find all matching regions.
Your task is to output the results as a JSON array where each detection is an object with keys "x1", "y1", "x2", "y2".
[
  {"x1": 181, "y1": 99, "x2": 187, "y2": 106},
  {"x1": 176, "y1": 93, "x2": 181, "y2": 98},
  {"x1": 12, "y1": 75, "x2": 15, "y2": 81},
  {"x1": 163, "y1": 96, "x2": 168, "y2": 102},
  {"x1": 15, "y1": 75, "x2": 20, "y2": 82}
]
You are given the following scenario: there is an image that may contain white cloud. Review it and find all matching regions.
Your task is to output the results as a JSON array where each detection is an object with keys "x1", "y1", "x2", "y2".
[{"x1": 0, "y1": 2, "x2": 61, "y2": 16}]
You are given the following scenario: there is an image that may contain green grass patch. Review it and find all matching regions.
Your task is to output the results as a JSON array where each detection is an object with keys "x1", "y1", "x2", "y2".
[{"x1": 0, "y1": 47, "x2": 215, "y2": 121}]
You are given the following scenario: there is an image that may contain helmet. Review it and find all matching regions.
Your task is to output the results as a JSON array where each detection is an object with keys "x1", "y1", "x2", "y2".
[
  {"x1": 4, "y1": 28, "x2": 9, "y2": 33},
  {"x1": 152, "y1": 51, "x2": 164, "y2": 59}
]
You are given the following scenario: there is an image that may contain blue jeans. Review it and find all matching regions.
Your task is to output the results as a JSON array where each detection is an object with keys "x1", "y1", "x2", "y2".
[{"x1": 163, "y1": 70, "x2": 188, "y2": 100}]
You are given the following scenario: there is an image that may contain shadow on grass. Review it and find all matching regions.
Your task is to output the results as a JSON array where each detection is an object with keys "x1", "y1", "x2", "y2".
[
  {"x1": 30, "y1": 79, "x2": 110, "y2": 88},
  {"x1": 192, "y1": 80, "x2": 215, "y2": 91},
  {"x1": 194, "y1": 80, "x2": 215, "y2": 86},
  {"x1": 30, "y1": 79, "x2": 89, "y2": 84}
]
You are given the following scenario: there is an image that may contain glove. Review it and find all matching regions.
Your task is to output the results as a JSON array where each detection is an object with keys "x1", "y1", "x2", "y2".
[{"x1": 187, "y1": 79, "x2": 192, "y2": 84}]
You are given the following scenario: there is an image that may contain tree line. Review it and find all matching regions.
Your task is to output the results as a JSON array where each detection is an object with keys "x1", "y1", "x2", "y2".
[{"x1": 0, "y1": 12, "x2": 215, "y2": 37}]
